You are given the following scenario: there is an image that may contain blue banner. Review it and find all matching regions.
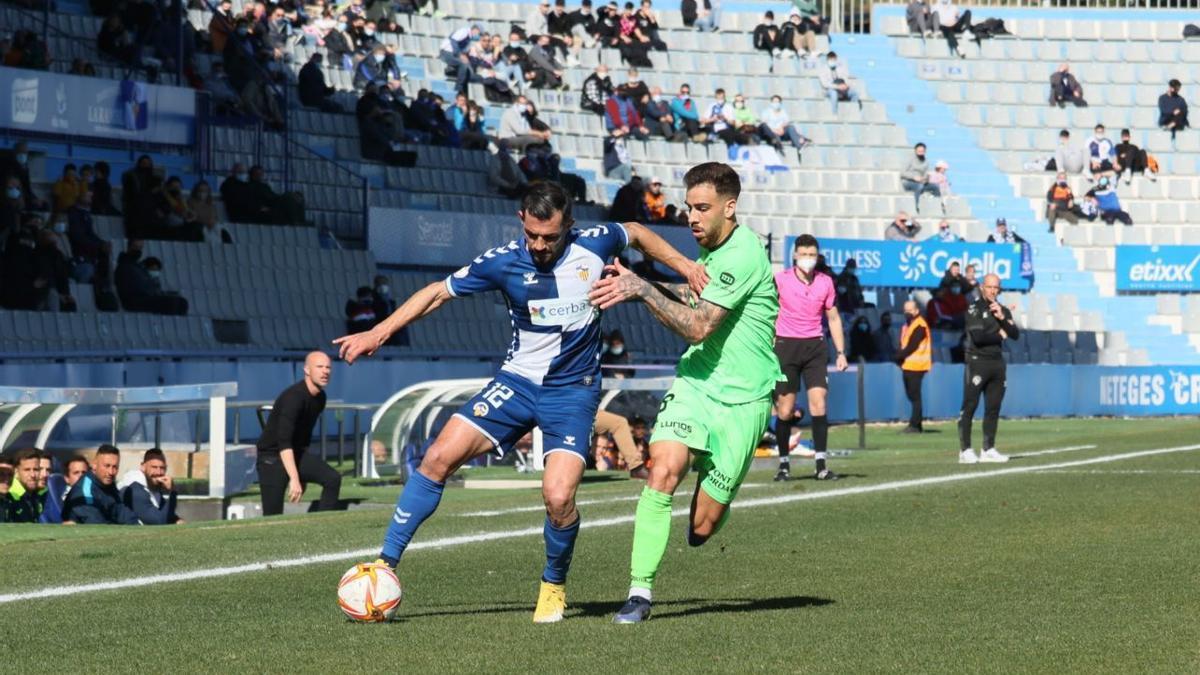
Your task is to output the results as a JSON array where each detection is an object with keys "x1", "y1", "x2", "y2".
[
  {"x1": 784, "y1": 237, "x2": 1031, "y2": 290},
  {"x1": 1115, "y1": 245, "x2": 1200, "y2": 291},
  {"x1": 0, "y1": 67, "x2": 195, "y2": 145}
]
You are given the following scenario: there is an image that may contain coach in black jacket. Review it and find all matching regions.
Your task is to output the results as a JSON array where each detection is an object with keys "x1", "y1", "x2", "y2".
[{"x1": 957, "y1": 274, "x2": 1019, "y2": 464}]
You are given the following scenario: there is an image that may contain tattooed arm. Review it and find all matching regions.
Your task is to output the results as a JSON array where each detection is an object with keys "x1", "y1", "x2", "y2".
[{"x1": 589, "y1": 261, "x2": 728, "y2": 345}]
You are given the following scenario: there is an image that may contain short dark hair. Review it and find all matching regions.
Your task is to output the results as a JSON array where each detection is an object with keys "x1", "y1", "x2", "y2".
[
  {"x1": 827, "y1": 51, "x2": 837, "y2": 58},
  {"x1": 1094, "y1": 123, "x2": 1104, "y2": 131},
  {"x1": 11, "y1": 447, "x2": 41, "y2": 464},
  {"x1": 794, "y1": 234, "x2": 820, "y2": 251},
  {"x1": 142, "y1": 448, "x2": 166, "y2": 464},
  {"x1": 714, "y1": 87, "x2": 725, "y2": 96},
  {"x1": 1169, "y1": 78, "x2": 1181, "y2": 89},
  {"x1": 949, "y1": 261, "x2": 960, "y2": 268},
  {"x1": 96, "y1": 444, "x2": 120, "y2": 458},
  {"x1": 521, "y1": 181, "x2": 574, "y2": 227},
  {"x1": 914, "y1": 142, "x2": 926, "y2": 150},
  {"x1": 1059, "y1": 129, "x2": 1070, "y2": 138},
  {"x1": 764, "y1": 10, "x2": 773, "y2": 18},
  {"x1": 66, "y1": 455, "x2": 90, "y2": 471},
  {"x1": 683, "y1": 162, "x2": 740, "y2": 200}
]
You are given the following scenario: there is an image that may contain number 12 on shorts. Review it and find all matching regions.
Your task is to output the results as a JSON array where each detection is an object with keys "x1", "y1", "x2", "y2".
[{"x1": 483, "y1": 383, "x2": 516, "y2": 408}]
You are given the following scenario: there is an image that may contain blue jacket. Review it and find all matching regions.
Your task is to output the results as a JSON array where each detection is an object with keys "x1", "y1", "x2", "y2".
[
  {"x1": 1093, "y1": 186, "x2": 1121, "y2": 212},
  {"x1": 122, "y1": 479, "x2": 180, "y2": 525},
  {"x1": 38, "y1": 474, "x2": 67, "y2": 524},
  {"x1": 670, "y1": 96, "x2": 700, "y2": 127},
  {"x1": 62, "y1": 471, "x2": 141, "y2": 525}
]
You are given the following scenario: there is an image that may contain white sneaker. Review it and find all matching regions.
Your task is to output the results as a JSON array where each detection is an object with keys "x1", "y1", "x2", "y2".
[
  {"x1": 958, "y1": 449, "x2": 978, "y2": 464},
  {"x1": 979, "y1": 448, "x2": 1009, "y2": 463}
]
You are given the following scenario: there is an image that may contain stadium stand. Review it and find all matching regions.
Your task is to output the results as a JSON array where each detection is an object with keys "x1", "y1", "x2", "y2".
[{"x1": 3, "y1": 0, "x2": 1199, "y2": 367}]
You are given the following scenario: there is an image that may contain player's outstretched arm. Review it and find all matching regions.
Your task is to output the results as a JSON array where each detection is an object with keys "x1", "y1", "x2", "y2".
[
  {"x1": 333, "y1": 281, "x2": 453, "y2": 363},
  {"x1": 622, "y1": 221, "x2": 709, "y2": 295},
  {"x1": 589, "y1": 259, "x2": 727, "y2": 345}
]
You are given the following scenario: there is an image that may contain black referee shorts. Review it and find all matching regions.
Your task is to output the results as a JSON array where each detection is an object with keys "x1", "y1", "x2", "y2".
[{"x1": 774, "y1": 336, "x2": 828, "y2": 396}]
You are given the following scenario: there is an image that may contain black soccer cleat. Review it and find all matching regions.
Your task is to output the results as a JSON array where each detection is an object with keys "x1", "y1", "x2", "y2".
[
  {"x1": 774, "y1": 467, "x2": 791, "y2": 482},
  {"x1": 814, "y1": 469, "x2": 840, "y2": 481}
]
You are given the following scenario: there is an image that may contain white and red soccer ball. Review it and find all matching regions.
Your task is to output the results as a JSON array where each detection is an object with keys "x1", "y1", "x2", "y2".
[{"x1": 337, "y1": 563, "x2": 402, "y2": 622}]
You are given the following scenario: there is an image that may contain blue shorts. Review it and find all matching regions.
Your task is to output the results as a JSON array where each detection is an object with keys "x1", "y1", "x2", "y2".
[{"x1": 454, "y1": 371, "x2": 600, "y2": 463}]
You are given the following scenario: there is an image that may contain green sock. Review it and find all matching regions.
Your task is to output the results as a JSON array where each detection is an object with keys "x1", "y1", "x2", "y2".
[{"x1": 629, "y1": 486, "x2": 674, "y2": 592}]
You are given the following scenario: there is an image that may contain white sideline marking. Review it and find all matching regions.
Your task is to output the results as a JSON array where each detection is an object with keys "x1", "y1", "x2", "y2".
[
  {"x1": 458, "y1": 483, "x2": 766, "y2": 518},
  {"x1": 1010, "y1": 444, "x2": 1097, "y2": 459},
  {"x1": 1038, "y1": 469, "x2": 1200, "y2": 475},
  {"x1": 2, "y1": 444, "x2": 1196, "y2": 605}
]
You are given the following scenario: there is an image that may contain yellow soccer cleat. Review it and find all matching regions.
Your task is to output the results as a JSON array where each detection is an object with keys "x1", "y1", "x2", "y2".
[{"x1": 532, "y1": 581, "x2": 567, "y2": 624}]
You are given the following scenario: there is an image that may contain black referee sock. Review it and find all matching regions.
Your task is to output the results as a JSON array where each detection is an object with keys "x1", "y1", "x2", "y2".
[
  {"x1": 812, "y1": 415, "x2": 829, "y2": 472},
  {"x1": 776, "y1": 418, "x2": 793, "y2": 467}
]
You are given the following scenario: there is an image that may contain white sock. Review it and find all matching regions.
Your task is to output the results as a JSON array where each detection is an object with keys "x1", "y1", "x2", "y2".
[{"x1": 628, "y1": 587, "x2": 651, "y2": 602}]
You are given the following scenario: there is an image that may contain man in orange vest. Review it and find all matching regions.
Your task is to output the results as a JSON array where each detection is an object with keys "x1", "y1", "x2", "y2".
[{"x1": 896, "y1": 299, "x2": 931, "y2": 433}]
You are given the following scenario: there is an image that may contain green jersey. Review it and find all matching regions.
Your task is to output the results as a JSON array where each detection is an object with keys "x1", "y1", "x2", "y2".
[{"x1": 676, "y1": 225, "x2": 783, "y2": 405}]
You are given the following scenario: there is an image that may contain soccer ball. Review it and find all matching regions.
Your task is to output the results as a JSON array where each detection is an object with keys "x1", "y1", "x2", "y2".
[{"x1": 337, "y1": 563, "x2": 402, "y2": 622}]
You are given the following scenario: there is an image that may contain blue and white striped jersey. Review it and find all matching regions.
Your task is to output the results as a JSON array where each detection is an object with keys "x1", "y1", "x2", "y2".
[{"x1": 444, "y1": 223, "x2": 629, "y2": 386}]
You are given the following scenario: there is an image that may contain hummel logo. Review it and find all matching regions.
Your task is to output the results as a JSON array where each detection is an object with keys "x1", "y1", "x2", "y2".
[
  {"x1": 523, "y1": 272, "x2": 538, "y2": 285},
  {"x1": 564, "y1": 435, "x2": 576, "y2": 446},
  {"x1": 393, "y1": 508, "x2": 412, "y2": 525}
]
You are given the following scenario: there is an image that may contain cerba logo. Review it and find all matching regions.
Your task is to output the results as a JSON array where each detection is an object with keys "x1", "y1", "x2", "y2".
[{"x1": 527, "y1": 297, "x2": 596, "y2": 327}]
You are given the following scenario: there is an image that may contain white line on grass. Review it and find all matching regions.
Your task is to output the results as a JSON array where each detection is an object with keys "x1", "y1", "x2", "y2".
[
  {"x1": 457, "y1": 483, "x2": 766, "y2": 518},
  {"x1": 1010, "y1": 444, "x2": 1097, "y2": 459},
  {"x1": 2, "y1": 444, "x2": 1196, "y2": 605},
  {"x1": 1037, "y1": 469, "x2": 1200, "y2": 475}
]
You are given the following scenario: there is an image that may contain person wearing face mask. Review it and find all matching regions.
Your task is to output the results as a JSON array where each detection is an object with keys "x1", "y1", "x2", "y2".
[
  {"x1": 0, "y1": 176, "x2": 23, "y2": 244},
  {"x1": 569, "y1": 0, "x2": 600, "y2": 46},
  {"x1": 605, "y1": 89, "x2": 649, "y2": 140},
  {"x1": 729, "y1": 94, "x2": 761, "y2": 143},
  {"x1": 642, "y1": 86, "x2": 682, "y2": 141},
  {"x1": 847, "y1": 315, "x2": 878, "y2": 363},
  {"x1": 884, "y1": 211, "x2": 922, "y2": 241},
  {"x1": 1157, "y1": 78, "x2": 1188, "y2": 141},
  {"x1": 1048, "y1": 62, "x2": 1087, "y2": 108},
  {"x1": 600, "y1": 329, "x2": 635, "y2": 378},
  {"x1": 0, "y1": 141, "x2": 46, "y2": 211},
  {"x1": 670, "y1": 84, "x2": 705, "y2": 141},
  {"x1": 1084, "y1": 178, "x2": 1133, "y2": 226},
  {"x1": 499, "y1": 96, "x2": 551, "y2": 151},
  {"x1": 115, "y1": 243, "x2": 190, "y2": 315},
  {"x1": 355, "y1": 45, "x2": 398, "y2": 90},
  {"x1": 958, "y1": 274, "x2": 1017, "y2": 464},
  {"x1": 894, "y1": 300, "x2": 931, "y2": 433},
  {"x1": 643, "y1": 177, "x2": 668, "y2": 223},
  {"x1": 702, "y1": 88, "x2": 752, "y2": 147},
  {"x1": 209, "y1": 0, "x2": 237, "y2": 53},
  {"x1": 1085, "y1": 124, "x2": 1119, "y2": 180},
  {"x1": 771, "y1": 234, "x2": 848, "y2": 482},
  {"x1": 816, "y1": 51, "x2": 861, "y2": 114},
  {"x1": 322, "y1": 14, "x2": 356, "y2": 70},
  {"x1": 219, "y1": 162, "x2": 255, "y2": 223},
  {"x1": 986, "y1": 217, "x2": 1026, "y2": 243},
  {"x1": 51, "y1": 164, "x2": 84, "y2": 217},
  {"x1": 1114, "y1": 128, "x2": 1157, "y2": 186},
  {"x1": 900, "y1": 143, "x2": 939, "y2": 213},
  {"x1": 346, "y1": 286, "x2": 379, "y2": 334},
  {"x1": 934, "y1": 219, "x2": 961, "y2": 242},
  {"x1": 759, "y1": 95, "x2": 811, "y2": 160},
  {"x1": 1045, "y1": 171, "x2": 1080, "y2": 233}
]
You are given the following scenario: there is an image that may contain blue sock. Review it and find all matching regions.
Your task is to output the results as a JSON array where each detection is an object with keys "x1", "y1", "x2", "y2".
[
  {"x1": 541, "y1": 514, "x2": 580, "y2": 584},
  {"x1": 378, "y1": 471, "x2": 445, "y2": 567}
]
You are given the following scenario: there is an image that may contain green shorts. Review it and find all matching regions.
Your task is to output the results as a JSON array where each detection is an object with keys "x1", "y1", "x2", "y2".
[{"x1": 649, "y1": 378, "x2": 773, "y2": 505}]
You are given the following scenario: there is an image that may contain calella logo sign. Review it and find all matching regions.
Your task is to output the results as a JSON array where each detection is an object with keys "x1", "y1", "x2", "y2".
[{"x1": 898, "y1": 245, "x2": 927, "y2": 281}]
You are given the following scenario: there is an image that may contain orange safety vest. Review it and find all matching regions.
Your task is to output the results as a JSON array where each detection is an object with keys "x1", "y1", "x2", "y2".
[{"x1": 900, "y1": 315, "x2": 932, "y2": 372}]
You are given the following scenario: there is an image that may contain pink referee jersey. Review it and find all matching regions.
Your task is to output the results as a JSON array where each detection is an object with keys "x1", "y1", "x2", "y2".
[{"x1": 774, "y1": 268, "x2": 835, "y2": 339}]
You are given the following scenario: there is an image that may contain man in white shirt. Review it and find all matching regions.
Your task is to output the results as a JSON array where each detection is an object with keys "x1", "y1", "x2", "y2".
[
  {"x1": 758, "y1": 95, "x2": 811, "y2": 160},
  {"x1": 816, "y1": 52, "x2": 861, "y2": 113},
  {"x1": 931, "y1": 0, "x2": 972, "y2": 58}
]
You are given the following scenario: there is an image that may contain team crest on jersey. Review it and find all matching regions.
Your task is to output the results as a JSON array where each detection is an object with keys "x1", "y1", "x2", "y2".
[
  {"x1": 720, "y1": 272, "x2": 735, "y2": 285},
  {"x1": 576, "y1": 264, "x2": 591, "y2": 282},
  {"x1": 473, "y1": 402, "x2": 489, "y2": 417},
  {"x1": 523, "y1": 271, "x2": 538, "y2": 285}
]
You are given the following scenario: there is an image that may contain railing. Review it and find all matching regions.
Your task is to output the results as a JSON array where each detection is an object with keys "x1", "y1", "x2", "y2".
[{"x1": 828, "y1": 0, "x2": 1199, "y2": 35}]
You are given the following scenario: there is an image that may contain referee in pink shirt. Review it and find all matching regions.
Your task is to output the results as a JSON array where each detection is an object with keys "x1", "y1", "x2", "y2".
[{"x1": 773, "y1": 235, "x2": 848, "y2": 481}]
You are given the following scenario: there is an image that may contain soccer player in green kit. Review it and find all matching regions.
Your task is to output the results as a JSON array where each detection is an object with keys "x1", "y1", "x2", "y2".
[{"x1": 587, "y1": 162, "x2": 782, "y2": 624}]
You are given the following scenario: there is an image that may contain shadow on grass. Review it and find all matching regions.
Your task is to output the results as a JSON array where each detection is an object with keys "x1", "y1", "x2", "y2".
[{"x1": 398, "y1": 596, "x2": 834, "y2": 621}]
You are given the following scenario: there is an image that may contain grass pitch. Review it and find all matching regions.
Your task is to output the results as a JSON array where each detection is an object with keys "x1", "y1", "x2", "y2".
[{"x1": 3, "y1": 418, "x2": 1199, "y2": 674}]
